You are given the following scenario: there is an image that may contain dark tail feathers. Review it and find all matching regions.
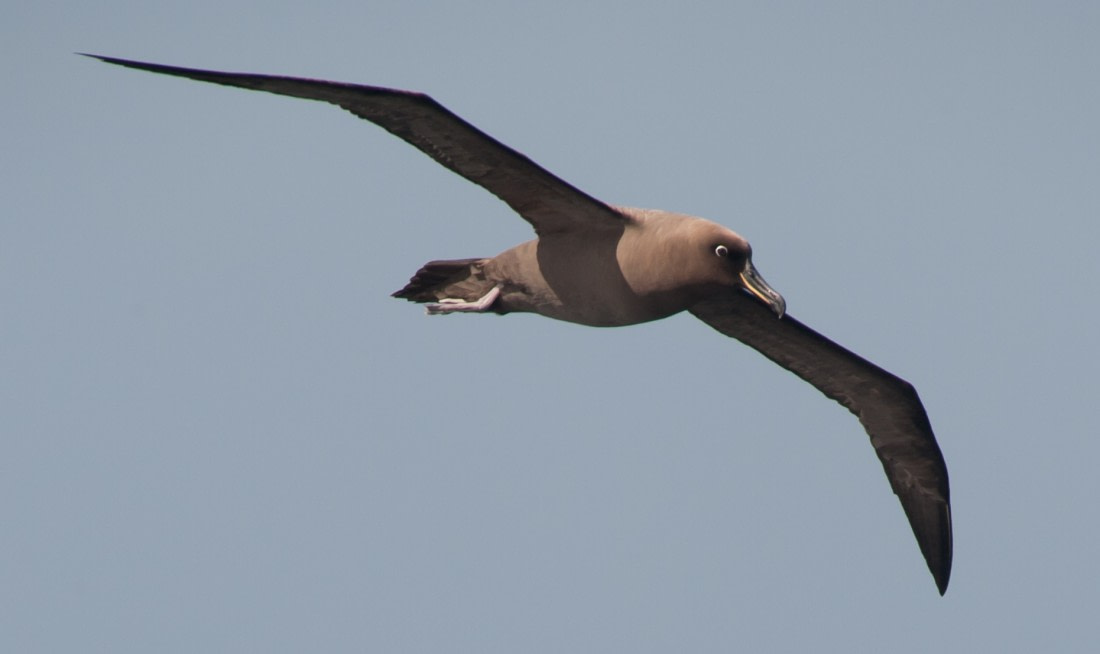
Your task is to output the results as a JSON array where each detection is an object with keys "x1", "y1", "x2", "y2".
[{"x1": 392, "y1": 258, "x2": 489, "y2": 302}]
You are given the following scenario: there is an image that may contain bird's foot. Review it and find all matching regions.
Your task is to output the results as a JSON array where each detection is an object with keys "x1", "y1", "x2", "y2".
[{"x1": 426, "y1": 285, "x2": 501, "y2": 315}]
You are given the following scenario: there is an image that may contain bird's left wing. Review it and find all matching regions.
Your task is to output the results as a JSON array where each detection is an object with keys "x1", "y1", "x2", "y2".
[
  {"x1": 83, "y1": 54, "x2": 626, "y2": 236},
  {"x1": 690, "y1": 290, "x2": 952, "y2": 594}
]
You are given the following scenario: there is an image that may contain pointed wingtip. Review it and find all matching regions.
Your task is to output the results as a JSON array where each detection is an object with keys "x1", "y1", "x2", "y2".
[
  {"x1": 935, "y1": 502, "x2": 953, "y2": 595},
  {"x1": 935, "y1": 556, "x2": 952, "y2": 596},
  {"x1": 924, "y1": 503, "x2": 952, "y2": 596},
  {"x1": 78, "y1": 53, "x2": 146, "y2": 68},
  {"x1": 78, "y1": 54, "x2": 184, "y2": 75},
  {"x1": 934, "y1": 559, "x2": 951, "y2": 595},
  {"x1": 78, "y1": 53, "x2": 151, "y2": 71},
  {"x1": 915, "y1": 505, "x2": 952, "y2": 596}
]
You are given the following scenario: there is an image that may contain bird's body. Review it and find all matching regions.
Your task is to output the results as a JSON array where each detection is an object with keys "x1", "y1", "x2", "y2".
[
  {"x1": 397, "y1": 207, "x2": 759, "y2": 327},
  {"x1": 87, "y1": 54, "x2": 952, "y2": 594}
]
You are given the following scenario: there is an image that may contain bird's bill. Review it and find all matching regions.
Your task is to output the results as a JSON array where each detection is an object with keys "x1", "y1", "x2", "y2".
[{"x1": 740, "y1": 261, "x2": 786, "y2": 318}]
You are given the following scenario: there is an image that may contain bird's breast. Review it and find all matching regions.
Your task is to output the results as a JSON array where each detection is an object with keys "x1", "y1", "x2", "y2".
[{"x1": 484, "y1": 234, "x2": 688, "y2": 327}]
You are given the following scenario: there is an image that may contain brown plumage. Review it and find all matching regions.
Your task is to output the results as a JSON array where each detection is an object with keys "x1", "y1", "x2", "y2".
[{"x1": 87, "y1": 54, "x2": 952, "y2": 594}]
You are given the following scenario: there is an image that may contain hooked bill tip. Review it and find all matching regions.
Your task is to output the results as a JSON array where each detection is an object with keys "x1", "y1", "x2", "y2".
[{"x1": 739, "y1": 264, "x2": 786, "y2": 318}]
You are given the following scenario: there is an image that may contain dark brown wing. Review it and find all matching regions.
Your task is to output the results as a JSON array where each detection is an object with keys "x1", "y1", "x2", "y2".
[
  {"x1": 690, "y1": 290, "x2": 952, "y2": 595},
  {"x1": 83, "y1": 54, "x2": 625, "y2": 236}
]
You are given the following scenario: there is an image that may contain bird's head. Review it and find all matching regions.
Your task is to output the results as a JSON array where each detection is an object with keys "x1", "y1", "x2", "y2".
[{"x1": 697, "y1": 223, "x2": 786, "y2": 318}]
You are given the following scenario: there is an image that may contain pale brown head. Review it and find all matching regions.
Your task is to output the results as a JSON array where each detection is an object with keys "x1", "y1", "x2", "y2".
[
  {"x1": 620, "y1": 212, "x2": 786, "y2": 318},
  {"x1": 698, "y1": 222, "x2": 786, "y2": 318}
]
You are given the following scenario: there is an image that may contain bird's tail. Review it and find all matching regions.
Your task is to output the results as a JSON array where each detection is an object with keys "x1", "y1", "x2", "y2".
[{"x1": 391, "y1": 258, "x2": 492, "y2": 303}]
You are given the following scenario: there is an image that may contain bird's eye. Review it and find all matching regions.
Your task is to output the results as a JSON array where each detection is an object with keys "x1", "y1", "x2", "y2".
[{"x1": 715, "y1": 245, "x2": 729, "y2": 258}]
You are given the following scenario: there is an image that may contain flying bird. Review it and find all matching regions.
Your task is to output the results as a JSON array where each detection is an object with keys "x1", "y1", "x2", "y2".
[{"x1": 86, "y1": 54, "x2": 952, "y2": 594}]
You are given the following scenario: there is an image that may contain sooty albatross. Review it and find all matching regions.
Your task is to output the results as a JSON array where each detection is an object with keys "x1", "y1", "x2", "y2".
[{"x1": 87, "y1": 54, "x2": 952, "y2": 594}]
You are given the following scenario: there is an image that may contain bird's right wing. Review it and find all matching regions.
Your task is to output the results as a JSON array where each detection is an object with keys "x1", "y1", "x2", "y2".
[
  {"x1": 85, "y1": 54, "x2": 627, "y2": 236},
  {"x1": 690, "y1": 290, "x2": 952, "y2": 594}
]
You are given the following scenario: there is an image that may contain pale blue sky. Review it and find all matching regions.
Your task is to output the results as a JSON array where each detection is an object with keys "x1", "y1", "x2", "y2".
[{"x1": 4, "y1": 2, "x2": 1099, "y2": 652}]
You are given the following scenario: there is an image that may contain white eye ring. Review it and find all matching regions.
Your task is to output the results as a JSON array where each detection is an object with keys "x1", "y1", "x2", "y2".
[{"x1": 715, "y1": 245, "x2": 729, "y2": 258}]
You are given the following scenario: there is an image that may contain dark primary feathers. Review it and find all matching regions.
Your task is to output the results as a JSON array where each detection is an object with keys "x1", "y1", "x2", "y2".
[
  {"x1": 691, "y1": 291, "x2": 951, "y2": 594},
  {"x1": 87, "y1": 54, "x2": 952, "y2": 594},
  {"x1": 82, "y1": 54, "x2": 623, "y2": 237}
]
